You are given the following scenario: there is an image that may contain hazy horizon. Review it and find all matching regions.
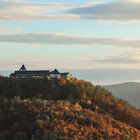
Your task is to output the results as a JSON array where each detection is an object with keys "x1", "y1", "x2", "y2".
[{"x1": 1, "y1": 68, "x2": 140, "y2": 85}]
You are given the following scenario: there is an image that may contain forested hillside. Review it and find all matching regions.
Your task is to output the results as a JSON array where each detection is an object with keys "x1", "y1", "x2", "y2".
[{"x1": 0, "y1": 76, "x2": 140, "y2": 139}]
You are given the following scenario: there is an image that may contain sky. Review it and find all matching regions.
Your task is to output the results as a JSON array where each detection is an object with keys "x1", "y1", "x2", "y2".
[{"x1": 0, "y1": 0, "x2": 140, "y2": 84}]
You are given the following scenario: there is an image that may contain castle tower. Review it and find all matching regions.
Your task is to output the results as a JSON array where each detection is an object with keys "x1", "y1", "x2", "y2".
[{"x1": 19, "y1": 64, "x2": 27, "y2": 71}]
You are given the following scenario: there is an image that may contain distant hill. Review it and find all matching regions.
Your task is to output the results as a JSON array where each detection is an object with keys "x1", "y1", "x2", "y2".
[{"x1": 105, "y1": 82, "x2": 140, "y2": 109}]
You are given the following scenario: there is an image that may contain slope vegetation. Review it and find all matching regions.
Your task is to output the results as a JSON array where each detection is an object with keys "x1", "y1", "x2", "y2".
[
  {"x1": 0, "y1": 99, "x2": 140, "y2": 140},
  {"x1": 0, "y1": 77, "x2": 140, "y2": 139}
]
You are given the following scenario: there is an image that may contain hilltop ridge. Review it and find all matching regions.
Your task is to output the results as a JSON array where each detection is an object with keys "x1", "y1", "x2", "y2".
[{"x1": 0, "y1": 77, "x2": 140, "y2": 139}]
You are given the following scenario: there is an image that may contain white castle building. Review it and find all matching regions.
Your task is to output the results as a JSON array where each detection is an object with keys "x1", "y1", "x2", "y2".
[{"x1": 10, "y1": 65, "x2": 73, "y2": 79}]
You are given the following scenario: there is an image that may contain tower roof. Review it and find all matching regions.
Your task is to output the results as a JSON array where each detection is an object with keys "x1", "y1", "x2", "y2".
[
  {"x1": 19, "y1": 64, "x2": 27, "y2": 71},
  {"x1": 53, "y1": 69, "x2": 59, "y2": 74}
]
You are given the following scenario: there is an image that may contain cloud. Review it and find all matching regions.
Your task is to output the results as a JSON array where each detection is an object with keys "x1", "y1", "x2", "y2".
[
  {"x1": 94, "y1": 55, "x2": 140, "y2": 64},
  {"x1": 0, "y1": 1, "x2": 76, "y2": 21},
  {"x1": 1, "y1": 54, "x2": 140, "y2": 71},
  {"x1": 0, "y1": 0, "x2": 140, "y2": 22},
  {"x1": 69, "y1": 0, "x2": 140, "y2": 22},
  {"x1": 0, "y1": 32, "x2": 140, "y2": 48},
  {"x1": 123, "y1": 0, "x2": 140, "y2": 3},
  {"x1": 0, "y1": 26, "x2": 23, "y2": 34},
  {"x1": 88, "y1": 48, "x2": 140, "y2": 64},
  {"x1": 0, "y1": 48, "x2": 140, "y2": 71},
  {"x1": 0, "y1": 55, "x2": 84, "y2": 71}
]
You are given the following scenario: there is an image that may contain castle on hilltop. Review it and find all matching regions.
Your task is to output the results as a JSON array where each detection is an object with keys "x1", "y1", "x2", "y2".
[{"x1": 10, "y1": 65, "x2": 73, "y2": 79}]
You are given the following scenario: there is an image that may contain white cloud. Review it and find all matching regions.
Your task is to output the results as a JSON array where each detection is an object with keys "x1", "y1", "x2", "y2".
[
  {"x1": 0, "y1": 0, "x2": 139, "y2": 22},
  {"x1": 94, "y1": 55, "x2": 140, "y2": 64},
  {"x1": 0, "y1": 26, "x2": 23, "y2": 34},
  {"x1": 0, "y1": 1, "x2": 74, "y2": 21},
  {"x1": 123, "y1": 0, "x2": 140, "y2": 3},
  {"x1": 0, "y1": 55, "x2": 84, "y2": 71},
  {"x1": 0, "y1": 32, "x2": 139, "y2": 48},
  {"x1": 1, "y1": 49, "x2": 140, "y2": 71},
  {"x1": 69, "y1": 0, "x2": 140, "y2": 22}
]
